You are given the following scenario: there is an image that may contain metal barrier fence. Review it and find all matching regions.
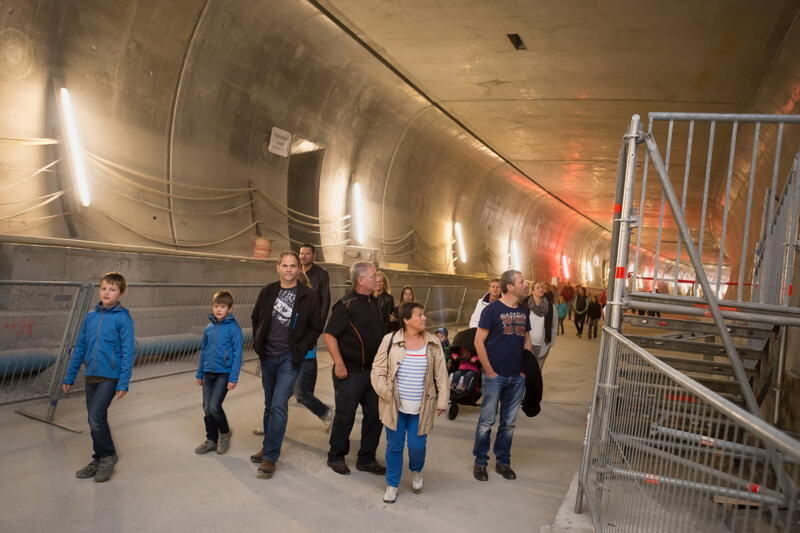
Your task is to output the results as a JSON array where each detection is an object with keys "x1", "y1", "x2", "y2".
[
  {"x1": 576, "y1": 327, "x2": 800, "y2": 532},
  {"x1": 1, "y1": 280, "x2": 481, "y2": 426}
]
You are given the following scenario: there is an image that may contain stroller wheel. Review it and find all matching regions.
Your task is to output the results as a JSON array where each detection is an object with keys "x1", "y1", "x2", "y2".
[{"x1": 448, "y1": 402, "x2": 459, "y2": 420}]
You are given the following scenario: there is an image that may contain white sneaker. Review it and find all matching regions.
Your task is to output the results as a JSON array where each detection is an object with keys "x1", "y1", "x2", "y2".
[
  {"x1": 252, "y1": 427, "x2": 264, "y2": 436},
  {"x1": 412, "y1": 471, "x2": 423, "y2": 492},
  {"x1": 383, "y1": 486, "x2": 398, "y2": 503}
]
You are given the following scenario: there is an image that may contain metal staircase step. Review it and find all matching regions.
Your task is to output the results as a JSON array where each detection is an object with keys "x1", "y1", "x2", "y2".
[
  {"x1": 653, "y1": 355, "x2": 759, "y2": 378},
  {"x1": 625, "y1": 335, "x2": 766, "y2": 360},
  {"x1": 622, "y1": 315, "x2": 778, "y2": 340},
  {"x1": 618, "y1": 366, "x2": 744, "y2": 396}
]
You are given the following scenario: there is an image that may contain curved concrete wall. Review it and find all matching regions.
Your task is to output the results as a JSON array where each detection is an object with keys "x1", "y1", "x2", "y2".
[{"x1": 0, "y1": 0, "x2": 611, "y2": 284}]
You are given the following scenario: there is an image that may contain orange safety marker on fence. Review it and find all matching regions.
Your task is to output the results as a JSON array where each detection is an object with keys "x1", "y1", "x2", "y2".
[
  {"x1": 644, "y1": 474, "x2": 660, "y2": 485},
  {"x1": 666, "y1": 393, "x2": 696, "y2": 403},
  {"x1": 613, "y1": 203, "x2": 622, "y2": 214},
  {"x1": 615, "y1": 267, "x2": 626, "y2": 279}
]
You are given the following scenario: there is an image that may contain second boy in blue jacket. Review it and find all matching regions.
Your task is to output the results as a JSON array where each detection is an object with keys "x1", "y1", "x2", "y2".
[{"x1": 194, "y1": 290, "x2": 244, "y2": 456}]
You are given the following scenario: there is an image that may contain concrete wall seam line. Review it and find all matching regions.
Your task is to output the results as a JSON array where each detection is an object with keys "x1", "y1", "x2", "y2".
[
  {"x1": 380, "y1": 104, "x2": 433, "y2": 247},
  {"x1": 165, "y1": 0, "x2": 212, "y2": 248}
]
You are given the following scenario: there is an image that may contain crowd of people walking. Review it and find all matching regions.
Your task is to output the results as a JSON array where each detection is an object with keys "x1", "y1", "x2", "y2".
[{"x1": 60, "y1": 247, "x2": 604, "y2": 503}]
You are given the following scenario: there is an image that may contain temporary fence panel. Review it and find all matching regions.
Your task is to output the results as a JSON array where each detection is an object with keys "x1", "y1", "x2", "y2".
[
  {"x1": 2, "y1": 280, "x2": 481, "y2": 426},
  {"x1": 0, "y1": 281, "x2": 87, "y2": 406},
  {"x1": 577, "y1": 327, "x2": 800, "y2": 532}
]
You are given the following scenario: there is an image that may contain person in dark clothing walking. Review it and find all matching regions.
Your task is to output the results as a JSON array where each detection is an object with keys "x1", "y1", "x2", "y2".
[
  {"x1": 250, "y1": 251, "x2": 323, "y2": 479},
  {"x1": 560, "y1": 281, "x2": 575, "y2": 320},
  {"x1": 296, "y1": 243, "x2": 333, "y2": 428},
  {"x1": 374, "y1": 271, "x2": 396, "y2": 332},
  {"x1": 586, "y1": 295, "x2": 603, "y2": 339},
  {"x1": 325, "y1": 261, "x2": 387, "y2": 476},
  {"x1": 573, "y1": 286, "x2": 589, "y2": 338}
]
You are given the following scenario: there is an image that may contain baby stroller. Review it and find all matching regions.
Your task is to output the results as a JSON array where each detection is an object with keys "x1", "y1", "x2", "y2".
[{"x1": 446, "y1": 327, "x2": 483, "y2": 420}]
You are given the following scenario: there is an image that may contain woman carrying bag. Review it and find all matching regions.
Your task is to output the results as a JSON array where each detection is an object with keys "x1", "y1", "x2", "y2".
[{"x1": 371, "y1": 302, "x2": 449, "y2": 503}]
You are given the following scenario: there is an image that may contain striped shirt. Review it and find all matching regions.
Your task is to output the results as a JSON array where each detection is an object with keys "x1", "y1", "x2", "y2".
[{"x1": 397, "y1": 345, "x2": 428, "y2": 415}]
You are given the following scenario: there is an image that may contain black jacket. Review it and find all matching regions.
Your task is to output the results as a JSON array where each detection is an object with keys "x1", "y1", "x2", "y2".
[
  {"x1": 521, "y1": 349, "x2": 543, "y2": 417},
  {"x1": 305, "y1": 263, "x2": 331, "y2": 324},
  {"x1": 376, "y1": 291, "x2": 395, "y2": 332},
  {"x1": 324, "y1": 291, "x2": 385, "y2": 371},
  {"x1": 251, "y1": 281, "x2": 323, "y2": 366}
]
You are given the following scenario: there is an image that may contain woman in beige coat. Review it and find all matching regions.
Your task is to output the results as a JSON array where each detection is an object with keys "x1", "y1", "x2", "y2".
[{"x1": 371, "y1": 302, "x2": 449, "y2": 503}]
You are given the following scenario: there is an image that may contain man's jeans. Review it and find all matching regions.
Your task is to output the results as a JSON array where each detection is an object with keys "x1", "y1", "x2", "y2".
[
  {"x1": 261, "y1": 353, "x2": 300, "y2": 462},
  {"x1": 202, "y1": 372, "x2": 230, "y2": 443},
  {"x1": 328, "y1": 369, "x2": 382, "y2": 465},
  {"x1": 385, "y1": 412, "x2": 427, "y2": 488},
  {"x1": 293, "y1": 358, "x2": 329, "y2": 418},
  {"x1": 85, "y1": 379, "x2": 118, "y2": 459},
  {"x1": 473, "y1": 373, "x2": 526, "y2": 467}
]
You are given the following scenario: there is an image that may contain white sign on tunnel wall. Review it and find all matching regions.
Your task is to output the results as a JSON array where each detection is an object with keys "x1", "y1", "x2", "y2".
[{"x1": 268, "y1": 126, "x2": 292, "y2": 157}]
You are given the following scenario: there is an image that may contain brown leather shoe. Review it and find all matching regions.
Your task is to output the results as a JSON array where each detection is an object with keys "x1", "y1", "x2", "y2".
[
  {"x1": 257, "y1": 459, "x2": 276, "y2": 479},
  {"x1": 250, "y1": 449, "x2": 264, "y2": 464},
  {"x1": 356, "y1": 461, "x2": 386, "y2": 475},
  {"x1": 327, "y1": 460, "x2": 351, "y2": 475}
]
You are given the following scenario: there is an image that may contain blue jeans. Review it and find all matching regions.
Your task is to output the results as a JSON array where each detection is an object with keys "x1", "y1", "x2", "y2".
[
  {"x1": 293, "y1": 358, "x2": 329, "y2": 418},
  {"x1": 202, "y1": 372, "x2": 230, "y2": 442},
  {"x1": 385, "y1": 412, "x2": 427, "y2": 488},
  {"x1": 85, "y1": 379, "x2": 118, "y2": 459},
  {"x1": 473, "y1": 373, "x2": 526, "y2": 467},
  {"x1": 261, "y1": 353, "x2": 300, "y2": 462}
]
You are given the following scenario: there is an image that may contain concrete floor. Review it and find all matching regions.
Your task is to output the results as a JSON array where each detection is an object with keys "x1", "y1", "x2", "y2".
[{"x1": 0, "y1": 328, "x2": 599, "y2": 533}]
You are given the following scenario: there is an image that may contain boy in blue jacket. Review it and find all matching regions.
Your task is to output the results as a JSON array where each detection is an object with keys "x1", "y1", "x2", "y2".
[
  {"x1": 62, "y1": 272, "x2": 135, "y2": 483},
  {"x1": 194, "y1": 290, "x2": 243, "y2": 455}
]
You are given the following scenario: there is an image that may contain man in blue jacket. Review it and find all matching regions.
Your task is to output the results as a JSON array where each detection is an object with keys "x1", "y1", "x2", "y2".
[
  {"x1": 250, "y1": 251, "x2": 323, "y2": 479},
  {"x1": 63, "y1": 272, "x2": 135, "y2": 483}
]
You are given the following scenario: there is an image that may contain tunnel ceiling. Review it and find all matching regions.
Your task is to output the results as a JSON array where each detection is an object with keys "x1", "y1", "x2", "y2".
[{"x1": 318, "y1": 0, "x2": 798, "y2": 227}]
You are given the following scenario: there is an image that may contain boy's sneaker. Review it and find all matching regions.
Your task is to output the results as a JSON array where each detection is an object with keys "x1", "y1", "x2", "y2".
[
  {"x1": 496, "y1": 464, "x2": 517, "y2": 480},
  {"x1": 473, "y1": 465, "x2": 488, "y2": 481},
  {"x1": 383, "y1": 486, "x2": 398, "y2": 504},
  {"x1": 75, "y1": 459, "x2": 99, "y2": 479},
  {"x1": 94, "y1": 454, "x2": 118, "y2": 483},
  {"x1": 320, "y1": 408, "x2": 333, "y2": 433},
  {"x1": 411, "y1": 471, "x2": 424, "y2": 492},
  {"x1": 252, "y1": 427, "x2": 264, "y2": 436},
  {"x1": 217, "y1": 430, "x2": 232, "y2": 455},
  {"x1": 194, "y1": 440, "x2": 217, "y2": 454}
]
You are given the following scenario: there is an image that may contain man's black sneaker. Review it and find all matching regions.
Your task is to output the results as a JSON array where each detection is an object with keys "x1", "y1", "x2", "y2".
[
  {"x1": 327, "y1": 460, "x2": 351, "y2": 475},
  {"x1": 356, "y1": 461, "x2": 386, "y2": 475},
  {"x1": 496, "y1": 464, "x2": 517, "y2": 480},
  {"x1": 473, "y1": 465, "x2": 488, "y2": 481}
]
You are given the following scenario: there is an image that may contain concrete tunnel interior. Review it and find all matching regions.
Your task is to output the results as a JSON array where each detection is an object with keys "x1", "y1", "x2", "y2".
[{"x1": 3, "y1": 0, "x2": 800, "y2": 530}]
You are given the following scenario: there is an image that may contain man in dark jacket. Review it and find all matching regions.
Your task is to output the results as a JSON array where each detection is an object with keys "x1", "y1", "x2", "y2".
[
  {"x1": 324, "y1": 261, "x2": 386, "y2": 476},
  {"x1": 296, "y1": 243, "x2": 333, "y2": 427},
  {"x1": 250, "y1": 251, "x2": 323, "y2": 479}
]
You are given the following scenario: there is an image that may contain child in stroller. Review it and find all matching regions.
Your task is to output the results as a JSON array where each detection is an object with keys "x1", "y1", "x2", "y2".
[{"x1": 446, "y1": 327, "x2": 482, "y2": 420}]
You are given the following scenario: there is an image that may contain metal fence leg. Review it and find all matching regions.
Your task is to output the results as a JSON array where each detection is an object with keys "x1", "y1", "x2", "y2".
[{"x1": 14, "y1": 284, "x2": 92, "y2": 432}]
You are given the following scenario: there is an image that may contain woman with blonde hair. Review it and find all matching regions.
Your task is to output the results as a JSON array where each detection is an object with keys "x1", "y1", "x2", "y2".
[{"x1": 371, "y1": 302, "x2": 449, "y2": 503}]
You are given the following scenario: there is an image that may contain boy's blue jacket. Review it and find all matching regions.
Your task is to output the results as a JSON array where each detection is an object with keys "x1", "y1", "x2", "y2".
[
  {"x1": 63, "y1": 303, "x2": 136, "y2": 391},
  {"x1": 196, "y1": 313, "x2": 243, "y2": 383}
]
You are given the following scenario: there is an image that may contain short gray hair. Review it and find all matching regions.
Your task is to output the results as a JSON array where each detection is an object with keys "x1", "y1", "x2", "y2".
[
  {"x1": 351, "y1": 261, "x2": 375, "y2": 287},
  {"x1": 500, "y1": 269, "x2": 522, "y2": 294}
]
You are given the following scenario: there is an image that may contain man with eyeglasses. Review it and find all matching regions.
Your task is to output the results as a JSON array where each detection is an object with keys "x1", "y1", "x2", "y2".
[{"x1": 324, "y1": 261, "x2": 387, "y2": 476}]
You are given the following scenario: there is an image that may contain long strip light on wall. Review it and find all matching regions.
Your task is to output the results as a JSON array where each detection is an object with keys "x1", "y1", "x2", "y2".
[
  {"x1": 511, "y1": 239, "x2": 521, "y2": 271},
  {"x1": 585, "y1": 260, "x2": 594, "y2": 283},
  {"x1": 454, "y1": 222, "x2": 467, "y2": 263},
  {"x1": 352, "y1": 182, "x2": 365, "y2": 245},
  {"x1": 562, "y1": 254, "x2": 570, "y2": 280},
  {"x1": 58, "y1": 88, "x2": 91, "y2": 207}
]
